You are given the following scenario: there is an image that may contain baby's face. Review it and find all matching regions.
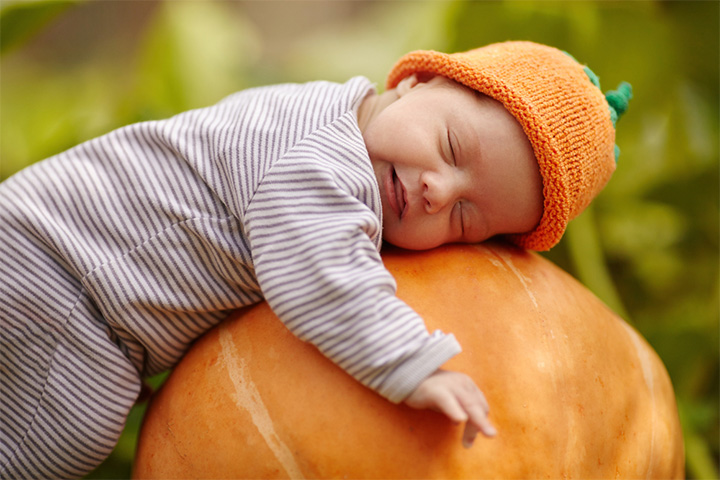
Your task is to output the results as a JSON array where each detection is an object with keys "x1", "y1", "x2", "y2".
[{"x1": 360, "y1": 75, "x2": 543, "y2": 250}]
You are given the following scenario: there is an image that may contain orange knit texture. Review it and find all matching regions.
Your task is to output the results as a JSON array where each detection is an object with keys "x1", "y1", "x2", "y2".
[{"x1": 386, "y1": 41, "x2": 616, "y2": 251}]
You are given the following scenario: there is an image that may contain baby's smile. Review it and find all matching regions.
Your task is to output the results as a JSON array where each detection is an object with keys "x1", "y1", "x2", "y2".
[{"x1": 386, "y1": 167, "x2": 408, "y2": 220}]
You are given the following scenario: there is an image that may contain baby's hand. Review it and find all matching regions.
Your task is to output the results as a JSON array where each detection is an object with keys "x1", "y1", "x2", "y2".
[{"x1": 403, "y1": 369, "x2": 496, "y2": 448}]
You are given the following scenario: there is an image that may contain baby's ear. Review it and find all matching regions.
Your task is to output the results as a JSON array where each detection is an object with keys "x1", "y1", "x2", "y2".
[
  {"x1": 396, "y1": 73, "x2": 436, "y2": 96},
  {"x1": 415, "y1": 72, "x2": 436, "y2": 83}
]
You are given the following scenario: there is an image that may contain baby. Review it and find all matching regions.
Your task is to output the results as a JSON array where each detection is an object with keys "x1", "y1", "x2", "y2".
[{"x1": 0, "y1": 41, "x2": 631, "y2": 478}]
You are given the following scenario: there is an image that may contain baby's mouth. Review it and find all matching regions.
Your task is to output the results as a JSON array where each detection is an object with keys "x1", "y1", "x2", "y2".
[{"x1": 392, "y1": 168, "x2": 407, "y2": 219}]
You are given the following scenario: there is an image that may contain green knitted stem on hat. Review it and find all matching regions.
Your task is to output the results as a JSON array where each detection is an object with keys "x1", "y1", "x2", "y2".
[
  {"x1": 606, "y1": 81, "x2": 633, "y2": 162},
  {"x1": 606, "y1": 81, "x2": 633, "y2": 127},
  {"x1": 563, "y1": 51, "x2": 632, "y2": 162}
]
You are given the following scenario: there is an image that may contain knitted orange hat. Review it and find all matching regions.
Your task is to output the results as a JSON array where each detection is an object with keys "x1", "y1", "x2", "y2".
[{"x1": 386, "y1": 41, "x2": 632, "y2": 251}]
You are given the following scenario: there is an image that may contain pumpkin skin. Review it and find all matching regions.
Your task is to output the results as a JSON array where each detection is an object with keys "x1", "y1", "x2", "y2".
[{"x1": 133, "y1": 242, "x2": 684, "y2": 479}]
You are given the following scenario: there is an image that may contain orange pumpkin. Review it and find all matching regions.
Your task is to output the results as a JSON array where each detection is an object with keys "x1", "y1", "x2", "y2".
[{"x1": 133, "y1": 242, "x2": 684, "y2": 479}]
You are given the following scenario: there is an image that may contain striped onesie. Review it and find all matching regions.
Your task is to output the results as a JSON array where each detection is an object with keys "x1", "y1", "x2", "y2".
[{"x1": 0, "y1": 77, "x2": 461, "y2": 478}]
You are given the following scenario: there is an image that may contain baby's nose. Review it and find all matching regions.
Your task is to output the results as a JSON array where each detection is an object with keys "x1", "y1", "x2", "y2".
[{"x1": 422, "y1": 172, "x2": 454, "y2": 214}]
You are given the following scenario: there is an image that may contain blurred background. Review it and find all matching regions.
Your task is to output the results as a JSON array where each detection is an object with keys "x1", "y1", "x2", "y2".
[{"x1": 1, "y1": 0, "x2": 717, "y2": 478}]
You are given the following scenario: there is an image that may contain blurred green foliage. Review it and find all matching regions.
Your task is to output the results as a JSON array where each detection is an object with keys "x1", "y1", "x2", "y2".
[{"x1": 1, "y1": 1, "x2": 717, "y2": 478}]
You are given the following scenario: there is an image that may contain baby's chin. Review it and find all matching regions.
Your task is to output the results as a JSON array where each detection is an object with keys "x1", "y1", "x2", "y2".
[{"x1": 382, "y1": 234, "x2": 441, "y2": 251}]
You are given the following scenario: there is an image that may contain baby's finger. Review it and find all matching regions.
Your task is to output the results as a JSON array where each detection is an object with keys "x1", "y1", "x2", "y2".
[
  {"x1": 466, "y1": 403, "x2": 497, "y2": 438},
  {"x1": 474, "y1": 412, "x2": 497, "y2": 438},
  {"x1": 462, "y1": 421, "x2": 480, "y2": 448},
  {"x1": 434, "y1": 392, "x2": 468, "y2": 425},
  {"x1": 462, "y1": 384, "x2": 489, "y2": 414}
]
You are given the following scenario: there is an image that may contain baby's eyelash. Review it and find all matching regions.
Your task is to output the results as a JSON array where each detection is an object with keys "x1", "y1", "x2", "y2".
[
  {"x1": 447, "y1": 130, "x2": 456, "y2": 165},
  {"x1": 455, "y1": 201, "x2": 464, "y2": 235}
]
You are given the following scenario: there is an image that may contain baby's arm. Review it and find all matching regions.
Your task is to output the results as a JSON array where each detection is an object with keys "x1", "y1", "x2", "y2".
[{"x1": 403, "y1": 369, "x2": 497, "y2": 448}]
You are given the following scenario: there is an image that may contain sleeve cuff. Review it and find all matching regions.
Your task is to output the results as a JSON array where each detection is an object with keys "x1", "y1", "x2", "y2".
[{"x1": 376, "y1": 332, "x2": 462, "y2": 403}]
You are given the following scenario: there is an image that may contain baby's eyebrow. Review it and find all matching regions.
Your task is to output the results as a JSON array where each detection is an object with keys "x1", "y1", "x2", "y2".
[{"x1": 460, "y1": 121, "x2": 482, "y2": 168}]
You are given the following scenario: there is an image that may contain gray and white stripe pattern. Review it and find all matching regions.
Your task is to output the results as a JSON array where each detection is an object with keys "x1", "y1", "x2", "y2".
[{"x1": 1, "y1": 77, "x2": 461, "y2": 478}]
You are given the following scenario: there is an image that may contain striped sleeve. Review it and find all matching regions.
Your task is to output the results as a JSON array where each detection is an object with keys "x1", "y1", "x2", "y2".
[{"x1": 245, "y1": 112, "x2": 461, "y2": 403}]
